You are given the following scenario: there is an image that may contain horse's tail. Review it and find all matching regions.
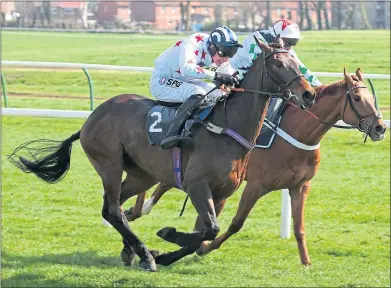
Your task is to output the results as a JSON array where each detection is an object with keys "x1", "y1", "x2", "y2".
[{"x1": 8, "y1": 131, "x2": 81, "y2": 184}]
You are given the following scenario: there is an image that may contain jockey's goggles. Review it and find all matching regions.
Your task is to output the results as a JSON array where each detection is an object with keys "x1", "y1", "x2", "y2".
[
  {"x1": 282, "y1": 38, "x2": 299, "y2": 47},
  {"x1": 216, "y1": 45, "x2": 240, "y2": 58}
]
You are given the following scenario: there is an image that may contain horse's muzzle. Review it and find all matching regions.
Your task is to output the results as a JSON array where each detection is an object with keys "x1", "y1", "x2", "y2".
[
  {"x1": 301, "y1": 91, "x2": 316, "y2": 109},
  {"x1": 370, "y1": 123, "x2": 387, "y2": 141}
]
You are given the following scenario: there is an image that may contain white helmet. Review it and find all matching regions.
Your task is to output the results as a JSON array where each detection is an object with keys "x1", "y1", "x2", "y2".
[{"x1": 271, "y1": 19, "x2": 302, "y2": 39}]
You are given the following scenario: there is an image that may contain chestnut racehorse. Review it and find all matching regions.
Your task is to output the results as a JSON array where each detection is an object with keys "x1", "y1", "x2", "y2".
[{"x1": 125, "y1": 68, "x2": 386, "y2": 265}]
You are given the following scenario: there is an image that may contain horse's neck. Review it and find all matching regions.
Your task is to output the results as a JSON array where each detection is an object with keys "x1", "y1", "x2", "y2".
[
  {"x1": 222, "y1": 66, "x2": 270, "y2": 143},
  {"x1": 282, "y1": 83, "x2": 346, "y2": 145}
]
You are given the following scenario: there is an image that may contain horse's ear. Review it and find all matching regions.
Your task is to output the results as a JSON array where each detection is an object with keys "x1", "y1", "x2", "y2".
[
  {"x1": 344, "y1": 67, "x2": 353, "y2": 84},
  {"x1": 275, "y1": 36, "x2": 284, "y2": 49},
  {"x1": 355, "y1": 68, "x2": 364, "y2": 82},
  {"x1": 253, "y1": 35, "x2": 270, "y2": 53}
]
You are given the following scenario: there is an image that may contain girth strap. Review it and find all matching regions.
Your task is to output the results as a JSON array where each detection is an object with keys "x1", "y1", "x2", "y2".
[{"x1": 204, "y1": 122, "x2": 255, "y2": 150}]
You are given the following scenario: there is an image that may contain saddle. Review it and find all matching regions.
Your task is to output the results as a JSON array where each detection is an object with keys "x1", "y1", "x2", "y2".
[
  {"x1": 146, "y1": 100, "x2": 216, "y2": 146},
  {"x1": 255, "y1": 97, "x2": 288, "y2": 149}
]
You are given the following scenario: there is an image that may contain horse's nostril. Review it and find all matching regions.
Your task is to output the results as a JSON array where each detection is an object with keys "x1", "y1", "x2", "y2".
[
  {"x1": 375, "y1": 125, "x2": 386, "y2": 133},
  {"x1": 302, "y1": 91, "x2": 313, "y2": 101}
]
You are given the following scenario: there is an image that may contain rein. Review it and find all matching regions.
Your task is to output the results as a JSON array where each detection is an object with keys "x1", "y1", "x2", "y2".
[
  {"x1": 214, "y1": 48, "x2": 307, "y2": 147},
  {"x1": 229, "y1": 87, "x2": 298, "y2": 101}
]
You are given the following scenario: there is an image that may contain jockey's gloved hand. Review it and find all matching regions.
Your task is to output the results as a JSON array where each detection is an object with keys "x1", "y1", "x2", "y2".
[{"x1": 214, "y1": 72, "x2": 239, "y2": 87}]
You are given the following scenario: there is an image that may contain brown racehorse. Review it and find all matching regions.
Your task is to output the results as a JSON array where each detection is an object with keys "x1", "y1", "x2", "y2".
[
  {"x1": 125, "y1": 68, "x2": 386, "y2": 265},
  {"x1": 8, "y1": 38, "x2": 316, "y2": 272}
]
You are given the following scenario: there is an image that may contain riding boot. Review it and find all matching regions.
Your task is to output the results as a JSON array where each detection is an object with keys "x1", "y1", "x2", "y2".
[{"x1": 160, "y1": 94, "x2": 203, "y2": 149}]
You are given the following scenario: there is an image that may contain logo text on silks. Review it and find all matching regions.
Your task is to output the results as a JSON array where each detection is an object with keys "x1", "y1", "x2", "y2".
[{"x1": 166, "y1": 78, "x2": 183, "y2": 88}]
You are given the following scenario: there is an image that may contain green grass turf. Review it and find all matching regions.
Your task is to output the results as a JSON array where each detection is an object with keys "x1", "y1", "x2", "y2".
[{"x1": 1, "y1": 30, "x2": 390, "y2": 287}]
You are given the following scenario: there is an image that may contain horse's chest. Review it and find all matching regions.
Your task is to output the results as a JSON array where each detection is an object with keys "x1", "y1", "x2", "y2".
[
  {"x1": 213, "y1": 158, "x2": 247, "y2": 192},
  {"x1": 289, "y1": 153, "x2": 320, "y2": 181}
]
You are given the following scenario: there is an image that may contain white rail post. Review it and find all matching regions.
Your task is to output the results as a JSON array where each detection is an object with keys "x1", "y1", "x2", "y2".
[{"x1": 280, "y1": 189, "x2": 291, "y2": 239}]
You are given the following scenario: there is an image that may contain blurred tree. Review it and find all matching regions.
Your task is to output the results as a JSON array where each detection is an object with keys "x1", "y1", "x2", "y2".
[
  {"x1": 42, "y1": 1, "x2": 52, "y2": 28},
  {"x1": 38, "y1": 5, "x2": 44, "y2": 27},
  {"x1": 214, "y1": 5, "x2": 223, "y2": 27},
  {"x1": 345, "y1": 3, "x2": 355, "y2": 29},
  {"x1": 240, "y1": 3, "x2": 250, "y2": 30},
  {"x1": 304, "y1": 1, "x2": 312, "y2": 30},
  {"x1": 311, "y1": 1, "x2": 323, "y2": 30},
  {"x1": 298, "y1": 1, "x2": 304, "y2": 29},
  {"x1": 359, "y1": 2, "x2": 372, "y2": 29},
  {"x1": 265, "y1": 1, "x2": 271, "y2": 28},
  {"x1": 180, "y1": 1, "x2": 191, "y2": 31},
  {"x1": 323, "y1": 1, "x2": 330, "y2": 29},
  {"x1": 312, "y1": 1, "x2": 329, "y2": 30},
  {"x1": 336, "y1": 1, "x2": 342, "y2": 29},
  {"x1": 287, "y1": 9, "x2": 292, "y2": 20}
]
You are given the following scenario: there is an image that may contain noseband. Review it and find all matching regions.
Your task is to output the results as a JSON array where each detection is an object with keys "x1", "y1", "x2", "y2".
[{"x1": 342, "y1": 85, "x2": 382, "y2": 133}]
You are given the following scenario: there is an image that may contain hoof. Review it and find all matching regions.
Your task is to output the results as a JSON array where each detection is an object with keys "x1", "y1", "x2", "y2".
[
  {"x1": 139, "y1": 258, "x2": 157, "y2": 272},
  {"x1": 155, "y1": 253, "x2": 172, "y2": 266},
  {"x1": 124, "y1": 207, "x2": 140, "y2": 222},
  {"x1": 195, "y1": 248, "x2": 205, "y2": 256},
  {"x1": 149, "y1": 249, "x2": 160, "y2": 259},
  {"x1": 195, "y1": 241, "x2": 209, "y2": 256},
  {"x1": 156, "y1": 227, "x2": 176, "y2": 241},
  {"x1": 120, "y1": 247, "x2": 136, "y2": 266}
]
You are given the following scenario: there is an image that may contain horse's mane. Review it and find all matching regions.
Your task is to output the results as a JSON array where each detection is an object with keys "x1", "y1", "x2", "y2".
[
  {"x1": 315, "y1": 75, "x2": 360, "y2": 98},
  {"x1": 269, "y1": 42, "x2": 283, "y2": 49}
]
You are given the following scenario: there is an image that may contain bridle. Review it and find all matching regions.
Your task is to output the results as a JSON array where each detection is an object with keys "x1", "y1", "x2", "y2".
[
  {"x1": 291, "y1": 84, "x2": 382, "y2": 142},
  {"x1": 263, "y1": 49, "x2": 305, "y2": 97},
  {"x1": 220, "y1": 48, "x2": 309, "y2": 128},
  {"x1": 230, "y1": 49, "x2": 307, "y2": 103}
]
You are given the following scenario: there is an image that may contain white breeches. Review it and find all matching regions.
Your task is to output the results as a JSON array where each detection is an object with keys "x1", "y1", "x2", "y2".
[{"x1": 150, "y1": 71, "x2": 224, "y2": 103}]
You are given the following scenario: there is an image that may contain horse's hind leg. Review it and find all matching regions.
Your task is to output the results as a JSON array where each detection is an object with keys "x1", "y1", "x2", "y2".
[
  {"x1": 118, "y1": 166, "x2": 159, "y2": 265},
  {"x1": 83, "y1": 145, "x2": 156, "y2": 272},
  {"x1": 197, "y1": 181, "x2": 265, "y2": 256},
  {"x1": 120, "y1": 167, "x2": 159, "y2": 221},
  {"x1": 125, "y1": 182, "x2": 172, "y2": 222},
  {"x1": 290, "y1": 181, "x2": 311, "y2": 265}
]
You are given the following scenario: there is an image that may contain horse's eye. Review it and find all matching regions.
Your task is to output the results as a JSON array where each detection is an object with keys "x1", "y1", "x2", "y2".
[
  {"x1": 353, "y1": 94, "x2": 361, "y2": 101},
  {"x1": 276, "y1": 61, "x2": 283, "y2": 67}
]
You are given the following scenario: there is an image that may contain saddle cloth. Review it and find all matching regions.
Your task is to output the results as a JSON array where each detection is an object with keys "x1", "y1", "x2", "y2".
[
  {"x1": 146, "y1": 101, "x2": 215, "y2": 146},
  {"x1": 255, "y1": 97, "x2": 287, "y2": 149}
]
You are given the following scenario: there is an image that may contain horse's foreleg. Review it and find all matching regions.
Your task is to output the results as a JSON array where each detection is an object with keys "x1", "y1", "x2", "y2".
[
  {"x1": 194, "y1": 198, "x2": 227, "y2": 249},
  {"x1": 194, "y1": 198, "x2": 227, "y2": 232},
  {"x1": 197, "y1": 182, "x2": 264, "y2": 256},
  {"x1": 155, "y1": 180, "x2": 218, "y2": 266},
  {"x1": 158, "y1": 197, "x2": 227, "y2": 247},
  {"x1": 290, "y1": 181, "x2": 311, "y2": 265}
]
